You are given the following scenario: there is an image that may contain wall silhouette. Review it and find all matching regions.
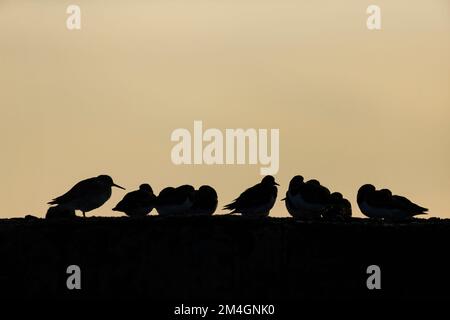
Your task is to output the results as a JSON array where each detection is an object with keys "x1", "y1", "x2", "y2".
[{"x1": 0, "y1": 216, "x2": 448, "y2": 299}]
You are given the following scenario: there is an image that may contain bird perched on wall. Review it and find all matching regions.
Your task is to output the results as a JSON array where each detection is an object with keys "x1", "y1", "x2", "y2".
[
  {"x1": 223, "y1": 175, "x2": 279, "y2": 217},
  {"x1": 155, "y1": 184, "x2": 196, "y2": 216},
  {"x1": 323, "y1": 192, "x2": 352, "y2": 220},
  {"x1": 45, "y1": 205, "x2": 76, "y2": 220},
  {"x1": 112, "y1": 183, "x2": 156, "y2": 217},
  {"x1": 357, "y1": 184, "x2": 428, "y2": 220},
  {"x1": 189, "y1": 185, "x2": 218, "y2": 216},
  {"x1": 282, "y1": 175, "x2": 331, "y2": 219},
  {"x1": 48, "y1": 175, "x2": 125, "y2": 217}
]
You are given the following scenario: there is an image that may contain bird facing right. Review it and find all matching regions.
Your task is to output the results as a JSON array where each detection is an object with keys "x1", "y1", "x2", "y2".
[
  {"x1": 113, "y1": 183, "x2": 156, "y2": 217},
  {"x1": 357, "y1": 184, "x2": 428, "y2": 220},
  {"x1": 48, "y1": 175, "x2": 125, "y2": 217},
  {"x1": 223, "y1": 175, "x2": 279, "y2": 217}
]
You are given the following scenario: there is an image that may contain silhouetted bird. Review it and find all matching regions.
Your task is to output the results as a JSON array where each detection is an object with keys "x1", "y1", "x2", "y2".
[
  {"x1": 282, "y1": 176, "x2": 330, "y2": 219},
  {"x1": 112, "y1": 183, "x2": 156, "y2": 217},
  {"x1": 224, "y1": 175, "x2": 279, "y2": 217},
  {"x1": 155, "y1": 185, "x2": 195, "y2": 216},
  {"x1": 189, "y1": 185, "x2": 218, "y2": 216},
  {"x1": 46, "y1": 205, "x2": 76, "y2": 220},
  {"x1": 357, "y1": 184, "x2": 428, "y2": 220},
  {"x1": 323, "y1": 192, "x2": 352, "y2": 220},
  {"x1": 48, "y1": 175, "x2": 125, "y2": 217}
]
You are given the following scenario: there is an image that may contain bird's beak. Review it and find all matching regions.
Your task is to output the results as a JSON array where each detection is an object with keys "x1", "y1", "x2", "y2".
[
  {"x1": 281, "y1": 197, "x2": 286, "y2": 201},
  {"x1": 113, "y1": 183, "x2": 126, "y2": 190},
  {"x1": 275, "y1": 182, "x2": 280, "y2": 186}
]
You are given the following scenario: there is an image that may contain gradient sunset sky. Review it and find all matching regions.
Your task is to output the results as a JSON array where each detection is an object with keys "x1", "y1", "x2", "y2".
[{"x1": 0, "y1": 0, "x2": 449, "y2": 218}]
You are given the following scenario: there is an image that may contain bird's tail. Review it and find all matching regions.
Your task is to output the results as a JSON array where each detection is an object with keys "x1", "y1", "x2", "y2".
[
  {"x1": 222, "y1": 211, "x2": 236, "y2": 216},
  {"x1": 222, "y1": 202, "x2": 235, "y2": 211}
]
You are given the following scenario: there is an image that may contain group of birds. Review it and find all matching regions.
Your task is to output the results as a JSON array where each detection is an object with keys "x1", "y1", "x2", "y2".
[{"x1": 45, "y1": 174, "x2": 428, "y2": 221}]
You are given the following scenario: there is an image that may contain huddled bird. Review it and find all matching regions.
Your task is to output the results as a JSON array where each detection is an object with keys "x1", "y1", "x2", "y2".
[
  {"x1": 155, "y1": 185, "x2": 196, "y2": 216},
  {"x1": 113, "y1": 183, "x2": 156, "y2": 217},
  {"x1": 223, "y1": 175, "x2": 279, "y2": 217},
  {"x1": 43, "y1": 174, "x2": 433, "y2": 222},
  {"x1": 357, "y1": 184, "x2": 428, "y2": 220},
  {"x1": 323, "y1": 192, "x2": 352, "y2": 220},
  {"x1": 48, "y1": 175, "x2": 125, "y2": 217},
  {"x1": 189, "y1": 185, "x2": 218, "y2": 216},
  {"x1": 45, "y1": 205, "x2": 76, "y2": 220},
  {"x1": 282, "y1": 175, "x2": 331, "y2": 219}
]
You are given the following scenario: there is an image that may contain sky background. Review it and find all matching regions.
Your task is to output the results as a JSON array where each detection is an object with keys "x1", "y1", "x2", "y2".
[{"x1": 0, "y1": 0, "x2": 449, "y2": 218}]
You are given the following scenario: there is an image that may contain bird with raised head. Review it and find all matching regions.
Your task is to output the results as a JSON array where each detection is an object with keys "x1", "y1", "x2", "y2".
[
  {"x1": 48, "y1": 175, "x2": 125, "y2": 217},
  {"x1": 224, "y1": 175, "x2": 279, "y2": 217}
]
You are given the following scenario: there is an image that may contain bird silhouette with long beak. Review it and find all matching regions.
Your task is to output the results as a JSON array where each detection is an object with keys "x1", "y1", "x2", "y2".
[
  {"x1": 48, "y1": 175, "x2": 125, "y2": 217},
  {"x1": 224, "y1": 175, "x2": 279, "y2": 217}
]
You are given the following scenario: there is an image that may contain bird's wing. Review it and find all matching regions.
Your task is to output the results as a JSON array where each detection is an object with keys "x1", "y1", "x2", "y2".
[
  {"x1": 392, "y1": 195, "x2": 428, "y2": 213},
  {"x1": 342, "y1": 198, "x2": 352, "y2": 209},
  {"x1": 301, "y1": 184, "x2": 328, "y2": 203},
  {"x1": 318, "y1": 185, "x2": 331, "y2": 203},
  {"x1": 113, "y1": 191, "x2": 140, "y2": 211},
  {"x1": 366, "y1": 189, "x2": 392, "y2": 208},
  {"x1": 175, "y1": 186, "x2": 195, "y2": 204},
  {"x1": 224, "y1": 184, "x2": 264, "y2": 210},
  {"x1": 48, "y1": 177, "x2": 97, "y2": 204},
  {"x1": 155, "y1": 188, "x2": 176, "y2": 206}
]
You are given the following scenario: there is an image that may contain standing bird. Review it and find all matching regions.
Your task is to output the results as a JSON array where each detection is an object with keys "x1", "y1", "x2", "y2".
[
  {"x1": 323, "y1": 192, "x2": 352, "y2": 220},
  {"x1": 357, "y1": 184, "x2": 428, "y2": 220},
  {"x1": 48, "y1": 175, "x2": 125, "y2": 217},
  {"x1": 224, "y1": 175, "x2": 279, "y2": 217},
  {"x1": 155, "y1": 185, "x2": 195, "y2": 216},
  {"x1": 189, "y1": 185, "x2": 218, "y2": 216},
  {"x1": 282, "y1": 176, "x2": 331, "y2": 219},
  {"x1": 112, "y1": 184, "x2": 156, "y2": 217}
]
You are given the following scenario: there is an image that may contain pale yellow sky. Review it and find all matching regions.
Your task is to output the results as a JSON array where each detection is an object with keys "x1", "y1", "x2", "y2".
[{"x1": 0, "y1": 0, "x2": 449, "y2": 218}]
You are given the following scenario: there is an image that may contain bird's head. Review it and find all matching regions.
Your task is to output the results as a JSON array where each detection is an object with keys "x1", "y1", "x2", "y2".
[
  {"x1": 139, "y1": 183, "x2": 153, "y2": 194},
  {"x1": 379, "y1": 188, "x2": 392, "y2": 197},
  {"x1": 261, "y1": 175, "x2": 279, "y2": 186},
  {"x1": 357, "y1": 184, "x2": 376, "y2": 202},
  {"x1": 97, "y1": 175, "x2": 125, "y2": 190},
  {"x1": 306, "y1": 179, "x2": 320, "y2": 186},
  {"x1": 177, "y1": 185, "x2": 196, "y2": 199},
  {"x1": 330, "y1": 192, "x2": 343, "y2": 202},
  {"x1": 330, "y1": 192, "x2": 344, "y2": 200},
  {"x1": 288, "y1": 175, "x2": 304, "y2": 193},
  {"x1": 198, "y1": 185, "x2": 218, "y2": 199}
]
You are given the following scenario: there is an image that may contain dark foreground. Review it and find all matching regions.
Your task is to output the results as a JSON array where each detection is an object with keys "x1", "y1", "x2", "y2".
[{"x1": 0, "y1": 215, "x2": 449, "y2": 300}]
